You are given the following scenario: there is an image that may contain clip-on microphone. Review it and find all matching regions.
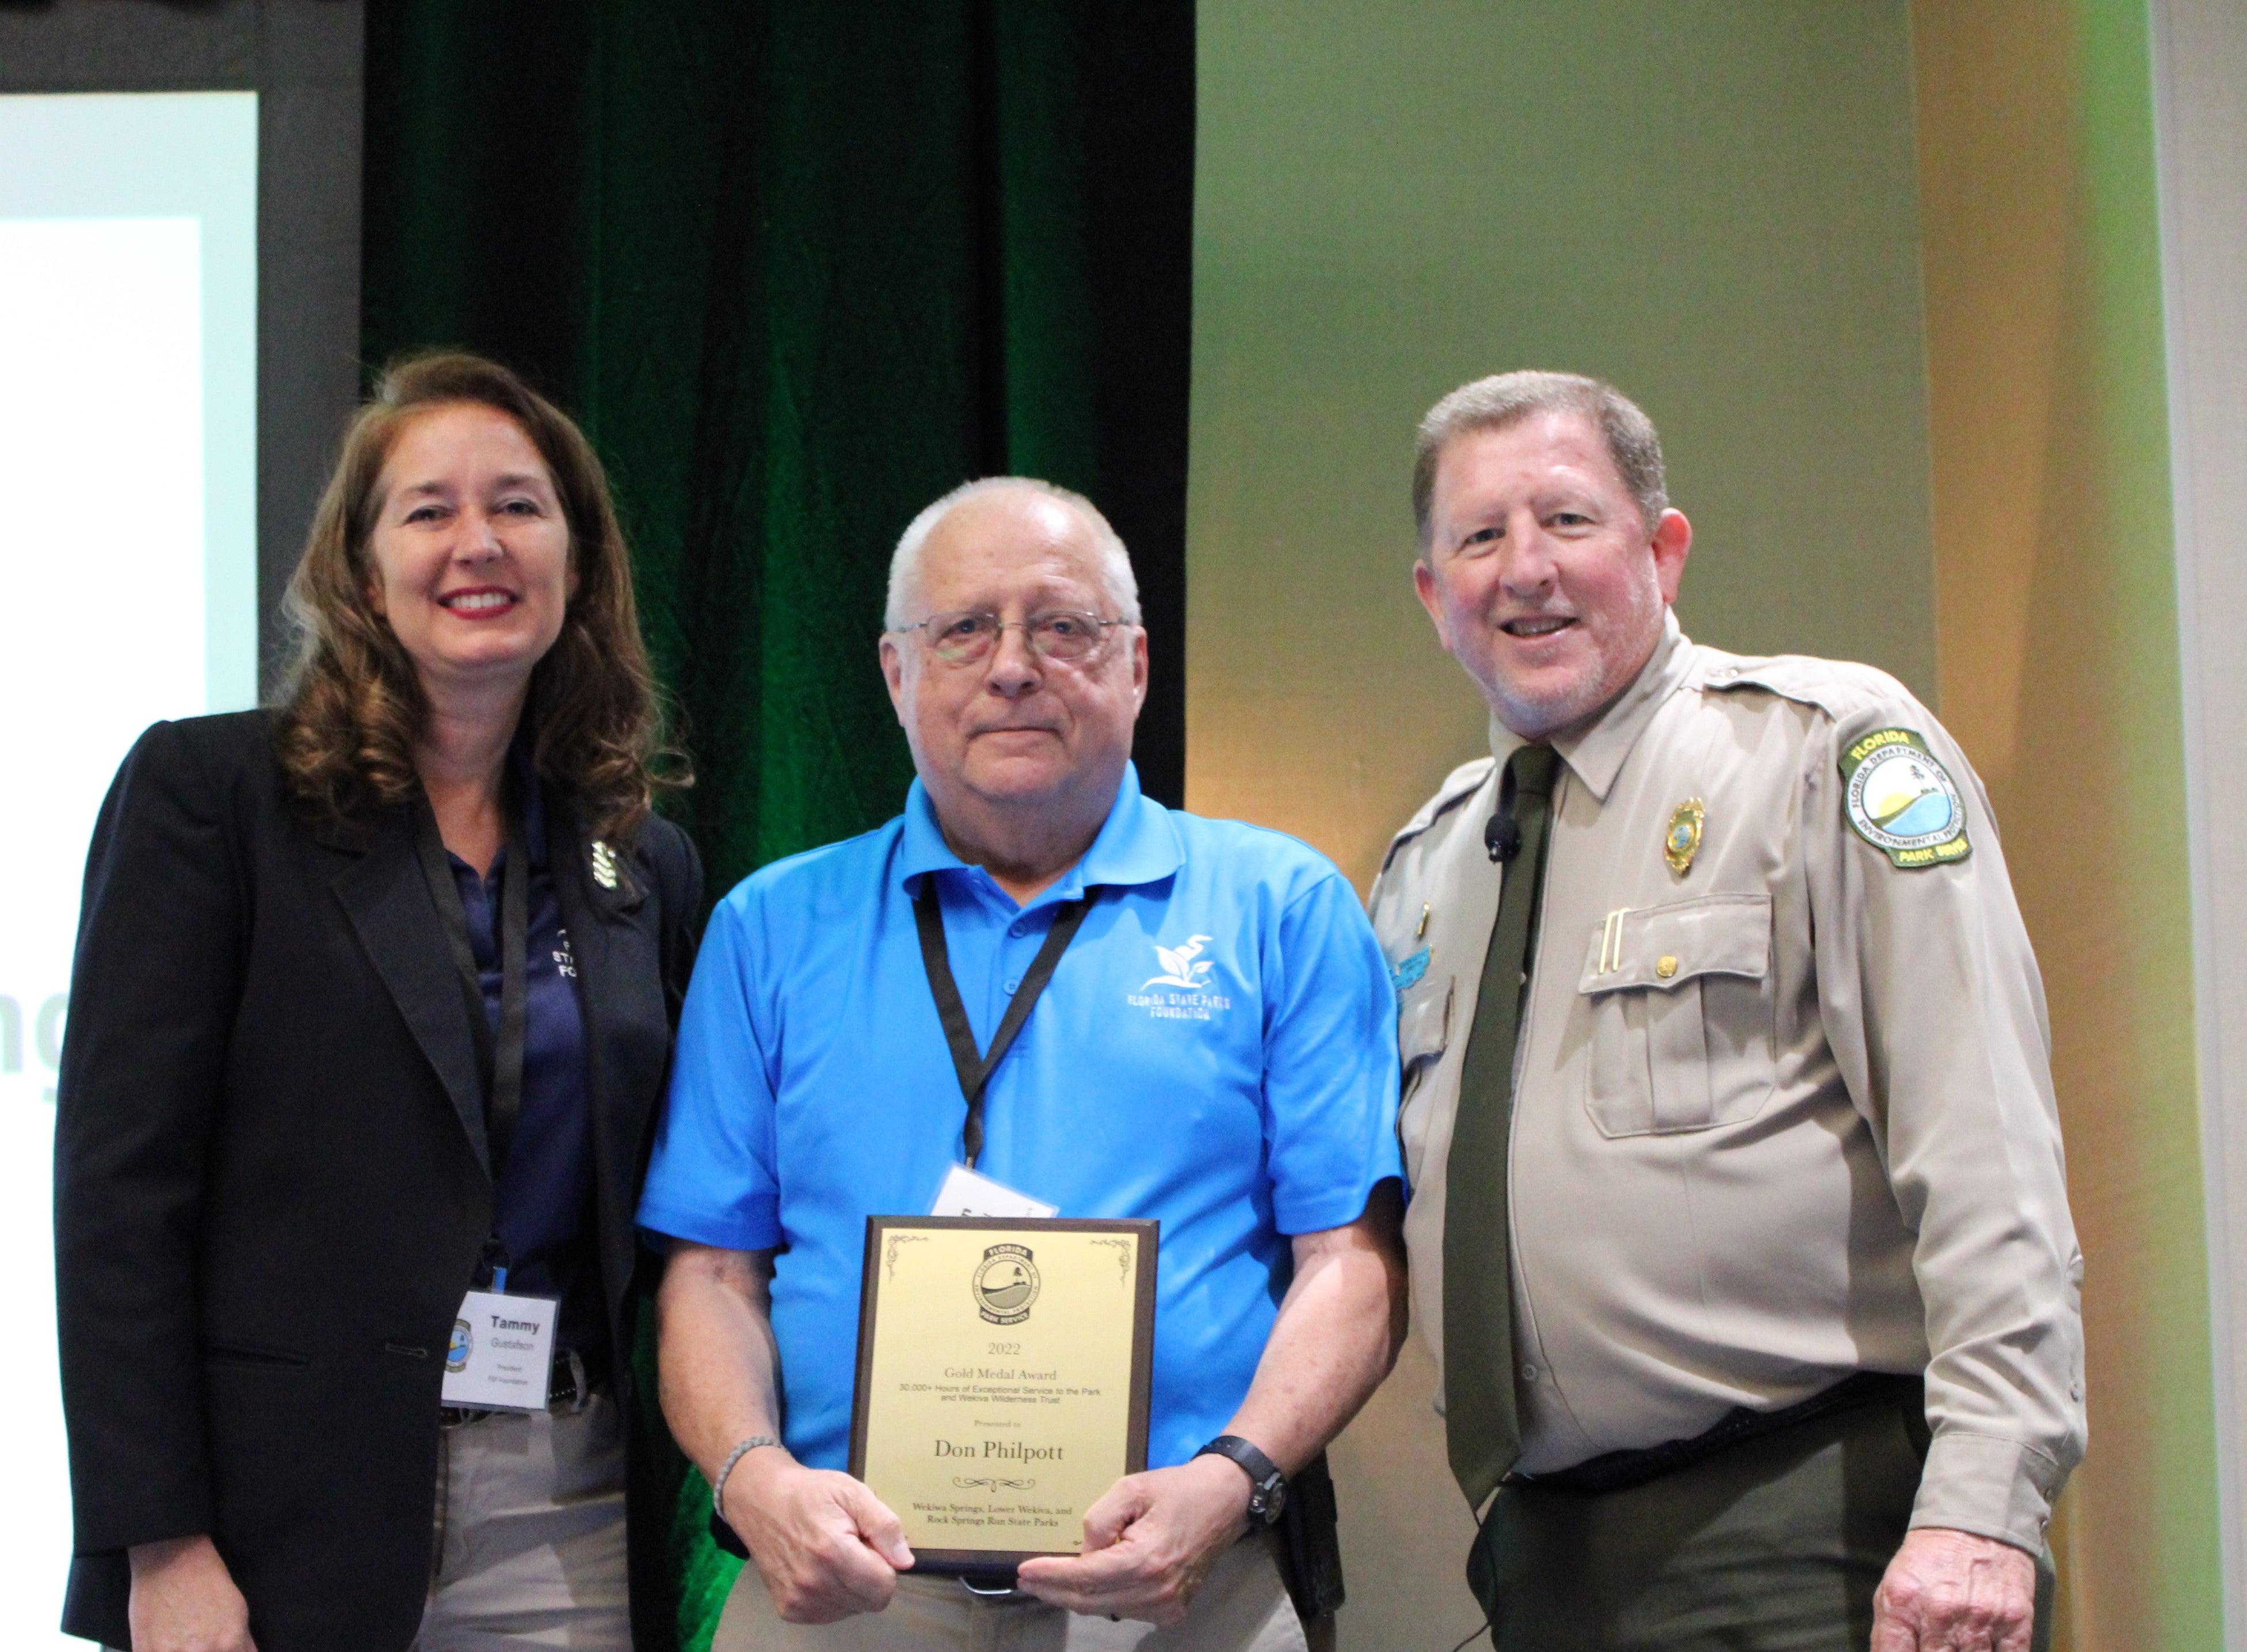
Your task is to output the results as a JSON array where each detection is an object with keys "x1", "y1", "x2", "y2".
[{"x1": 1485, "y1": 811, "x2": 1522, "y2": 864}]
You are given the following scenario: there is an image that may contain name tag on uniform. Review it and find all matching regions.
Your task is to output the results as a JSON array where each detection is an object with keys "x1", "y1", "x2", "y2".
[
  {"x1": 930, "y1": 1162, "x2": 1058, "y2": 1219},
  {"x1": 443, "y1": 1289, "x2": 558, "y2": 1411}
]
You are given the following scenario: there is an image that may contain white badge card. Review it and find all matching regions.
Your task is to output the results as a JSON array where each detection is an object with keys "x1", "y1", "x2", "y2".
[
  {"x1": 443, "y1": 1289, "x2": 558, "y2": 1410},
  {"x1": 930, "y1": 1162, "x2": 1058, "y2": 1220}
]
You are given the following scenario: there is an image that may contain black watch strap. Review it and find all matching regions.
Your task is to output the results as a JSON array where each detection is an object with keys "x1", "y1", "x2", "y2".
[{"x1": 1194, "y1": 1434, "x2": 1288, "y2": 1525}]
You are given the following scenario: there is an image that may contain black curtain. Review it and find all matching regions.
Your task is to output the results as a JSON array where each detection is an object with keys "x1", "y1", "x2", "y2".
[{"x1": 362, "y1": 6, "x2": 1193, "y2": 1643}]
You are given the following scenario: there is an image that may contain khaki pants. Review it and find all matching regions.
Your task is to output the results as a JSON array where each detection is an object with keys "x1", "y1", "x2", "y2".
[
  {"x1": 1471, "y1": 1390, "x2": 2055, "y2": 1652},
  {"x1": 411, "y1": 1393, "x2": 631, "y2": 1651},
  {"x1": 716, "y1": 1529, "x2": 1313, "y2": 1652}
]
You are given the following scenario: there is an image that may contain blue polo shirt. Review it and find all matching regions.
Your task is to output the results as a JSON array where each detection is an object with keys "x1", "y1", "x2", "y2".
[{"x1": 638, "y1": 763, "x2": 1401, "y2": 1473}]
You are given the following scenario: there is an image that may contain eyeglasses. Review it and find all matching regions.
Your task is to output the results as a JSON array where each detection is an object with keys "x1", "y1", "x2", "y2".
[{"x1": 895, "y1": 610, "x2": 1131, "y2": 666}]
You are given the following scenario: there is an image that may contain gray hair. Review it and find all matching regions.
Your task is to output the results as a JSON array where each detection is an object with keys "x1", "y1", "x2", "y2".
[
  {"x1": 884, "y1": 476, "x2": 1142, "y2": 630},
  {"x1": 1412, "y1": 371, "x2": 1668, "y2": 552}
]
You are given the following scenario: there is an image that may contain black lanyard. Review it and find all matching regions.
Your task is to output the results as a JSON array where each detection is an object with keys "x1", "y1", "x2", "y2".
[
  {"x1": 913, "y1": 877, "x2": 1096, "y2": 1168},
  {"x1": 414, "y1": 792, "x2": 531, "y2": 1186}
]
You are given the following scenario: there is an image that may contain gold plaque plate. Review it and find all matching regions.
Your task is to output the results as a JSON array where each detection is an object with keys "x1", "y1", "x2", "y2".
[{"x1": 849, "y1": 1216, "x2": 1158, "y2": 1573}]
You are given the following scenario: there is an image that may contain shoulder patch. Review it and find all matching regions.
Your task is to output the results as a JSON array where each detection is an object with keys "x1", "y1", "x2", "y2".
[{"x1": 1840, "y1": 728, "x2": 1971, "y2": 869}]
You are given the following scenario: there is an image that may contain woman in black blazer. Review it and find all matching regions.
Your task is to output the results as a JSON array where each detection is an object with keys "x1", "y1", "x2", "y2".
[{"x1": 55, "y1": 353, "x2": 701, "y2": 1651}]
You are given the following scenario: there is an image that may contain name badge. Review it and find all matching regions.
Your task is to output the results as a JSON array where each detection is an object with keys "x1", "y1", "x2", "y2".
[
  {"x1": 444, "y1": 1288, "x2": 558, "y2": 1411},
  {"x1": 931, "y1": 1162, "x2": 1058, "y2": 1220}
]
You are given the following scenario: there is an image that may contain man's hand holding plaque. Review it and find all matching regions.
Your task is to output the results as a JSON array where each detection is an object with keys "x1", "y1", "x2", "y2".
[
  {"x1": 1010, "y1": 1454, "x2": 1254, "y2": 1625},
  {"x1": 718, "y1": 1447, "x2": 915, "y2": 1624},
  {"x1": 1012, "y1": 1200, "x2": 1406, "y2": 1624}
]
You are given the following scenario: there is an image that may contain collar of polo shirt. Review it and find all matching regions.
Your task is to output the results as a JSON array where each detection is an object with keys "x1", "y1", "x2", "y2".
[{"x1": 896, "y1": 761, "x2": 1185, "y2": 911}]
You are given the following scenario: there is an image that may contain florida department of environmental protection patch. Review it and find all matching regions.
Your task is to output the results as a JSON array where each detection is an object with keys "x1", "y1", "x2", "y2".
[{"x1": 1841, "y1": 728, "x2": 1971, "y2": 869}]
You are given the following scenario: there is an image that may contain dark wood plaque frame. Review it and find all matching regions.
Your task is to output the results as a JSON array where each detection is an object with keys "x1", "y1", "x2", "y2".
[{"x1": 849, "y1": 1215, "x2": 1159, "y2": 1576}]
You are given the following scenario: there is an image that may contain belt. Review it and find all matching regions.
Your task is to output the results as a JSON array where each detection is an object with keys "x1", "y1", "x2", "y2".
[
  {"x1": 440, "y1": 1347, "x2": 598, "y2": 1426},
  {"x1": 1512, "y1": 1371, "x2": 1924, "y2": 1497}
]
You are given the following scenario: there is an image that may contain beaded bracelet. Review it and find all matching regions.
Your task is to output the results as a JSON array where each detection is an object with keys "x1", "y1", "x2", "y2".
[{"x1": 711, "y1": 1434, "x2": 779, "y2": 1527}]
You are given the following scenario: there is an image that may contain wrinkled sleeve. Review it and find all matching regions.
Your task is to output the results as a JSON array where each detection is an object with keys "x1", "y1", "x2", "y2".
[
  {"x1": 636, "y1": 891, "x2": 783, "y2": 1252},
  {"x1": 1261, "y1": 869, "x2": 1405, "y2": 1237},
  {"x1": 1805, "y1": 700, "x2": 2086, "y2": 1551}
]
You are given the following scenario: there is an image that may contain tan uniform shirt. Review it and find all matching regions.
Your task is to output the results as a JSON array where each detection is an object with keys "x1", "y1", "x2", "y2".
[{"x1": 1369, "y1": 615, "x2": 2085, "y2": 1551}]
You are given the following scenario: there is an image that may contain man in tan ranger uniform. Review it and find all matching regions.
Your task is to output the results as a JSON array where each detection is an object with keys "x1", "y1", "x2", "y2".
[{"x1": 1370, "y1": 371, "x2": 2084, "y2": 1652}]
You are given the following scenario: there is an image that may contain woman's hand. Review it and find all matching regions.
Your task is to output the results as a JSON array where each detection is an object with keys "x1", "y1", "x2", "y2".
[{"x1": 128, "y1": 1535, "x2": 257, "y2": 1652}]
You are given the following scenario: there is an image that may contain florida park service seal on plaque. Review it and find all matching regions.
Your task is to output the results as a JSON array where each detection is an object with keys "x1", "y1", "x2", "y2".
[{"x1": 973, "y1": 1243, "x2": 1041, "y2": 1326}]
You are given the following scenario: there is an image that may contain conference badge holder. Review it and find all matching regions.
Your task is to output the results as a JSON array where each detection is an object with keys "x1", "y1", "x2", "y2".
[{"x1": 444, "y1": 1273, "x2": 559, "y2": 1411}]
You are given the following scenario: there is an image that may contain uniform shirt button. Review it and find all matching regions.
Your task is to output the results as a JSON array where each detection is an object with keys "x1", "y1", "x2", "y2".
[
  {"x1": 1520, "y1": 1363, "x2": 1539, "y2": 1383},
  {"x1": 1009, "y1": 921, "x2": 1027, "y2": 938},
  {"x1": 1004, "y1": 978, "x2": 1021, "y2": 995}
]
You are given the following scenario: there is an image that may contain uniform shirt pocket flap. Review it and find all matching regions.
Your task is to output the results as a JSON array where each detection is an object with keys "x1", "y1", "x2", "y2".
[
  {"x1": 1578, "y1": 893, "x2": 1772, "y2": 995},
  {"x1": 1398, "y1": 974, "x2": 1454, "y2": 1066}
]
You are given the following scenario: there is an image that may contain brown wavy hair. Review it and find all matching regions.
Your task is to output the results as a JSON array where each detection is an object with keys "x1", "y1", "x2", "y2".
[{"x1": 276, "y1": 351, "x2": 685, "y2": 842}]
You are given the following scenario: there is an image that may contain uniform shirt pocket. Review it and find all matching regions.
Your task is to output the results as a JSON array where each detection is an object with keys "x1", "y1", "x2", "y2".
[
  {"x1": 1398, "y1": 974, "x2": 1452, "y2": 1090},
  {"x1": 1576, "y1": 893, "x2": 1776, "y2": 1136},
  {"x1": 1395, "y1": 973, "x2": 1454, "y2": 1182}
]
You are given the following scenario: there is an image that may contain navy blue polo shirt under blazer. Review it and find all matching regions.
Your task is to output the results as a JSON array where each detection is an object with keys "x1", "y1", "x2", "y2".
[
  {"x1": 448, "y1": 776, "x2": 602, "y2": 1360},
  {"x1": 638, "y1": 762, "x2": 1402, "y2": 1474}
]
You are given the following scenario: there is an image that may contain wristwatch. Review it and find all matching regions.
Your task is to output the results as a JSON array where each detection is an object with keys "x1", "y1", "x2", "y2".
[{"x1": 1193, "y1": 1434, "x2": 1288, "y2": 1525}]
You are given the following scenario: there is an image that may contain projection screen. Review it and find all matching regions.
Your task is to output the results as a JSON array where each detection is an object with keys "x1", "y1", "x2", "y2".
[{"x1": 0, "y1": 90, "x2": 257, "y2": 1643}]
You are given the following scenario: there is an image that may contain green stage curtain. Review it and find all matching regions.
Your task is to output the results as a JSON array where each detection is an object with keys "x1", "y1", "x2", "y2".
[{"x1": 362, "y1": 6, "x2": 1192, "y2": 1645}]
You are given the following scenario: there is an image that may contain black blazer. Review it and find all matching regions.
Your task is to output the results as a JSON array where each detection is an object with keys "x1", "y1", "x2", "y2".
[{"x1": 54, "y1": 711, "x2": 700, "y2": 1651}]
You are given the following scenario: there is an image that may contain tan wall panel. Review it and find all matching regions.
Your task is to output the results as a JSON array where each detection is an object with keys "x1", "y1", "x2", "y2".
[
  {"x1": 1189, "y1": 0, "x2": 1938, "y2": 893},
  {"x1": 1189, "y1": 5, "x2": 1940, "y2": 1647},
  {"x1": 1913, "y1": 2, "x2": 2225, "y2": 1647},
  {"x1": 1191, "y1": 3, "x2": 2226, "y2": 1646}
]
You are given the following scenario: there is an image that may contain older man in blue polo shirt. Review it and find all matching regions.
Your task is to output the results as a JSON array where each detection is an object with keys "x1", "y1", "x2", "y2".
[{"x1": 641, "y1": 477, "x2": 1405, "y2": 1651}]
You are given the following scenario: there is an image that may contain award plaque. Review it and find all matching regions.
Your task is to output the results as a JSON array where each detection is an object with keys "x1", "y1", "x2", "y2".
[{"x1": 849, "y1": 1215, "x2": 1158, "y2": 1573}]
